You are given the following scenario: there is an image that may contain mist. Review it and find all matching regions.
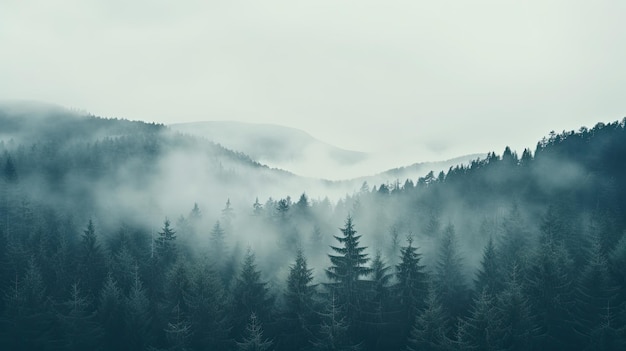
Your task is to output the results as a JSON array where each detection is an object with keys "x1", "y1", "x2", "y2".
[{"x1": 1, "y1": 102, "x2": 626, "y2": 350}]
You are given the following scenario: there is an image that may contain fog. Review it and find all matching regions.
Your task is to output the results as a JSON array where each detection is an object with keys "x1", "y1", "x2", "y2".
[
  {"x1": 0, "y1": 101, "x2": 606, "y2": 288},
  {"x1": 3, "y1": 104, "x2": 564, "y2": 284}
]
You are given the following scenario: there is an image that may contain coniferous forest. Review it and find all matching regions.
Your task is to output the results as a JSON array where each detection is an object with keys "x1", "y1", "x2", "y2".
[{"x1": 1, "y1": 105, "x2": 626, "y2": 350}]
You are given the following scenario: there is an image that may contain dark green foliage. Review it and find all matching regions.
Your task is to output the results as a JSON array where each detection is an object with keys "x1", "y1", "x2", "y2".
[
  {"x1": 360, "y1": 251, "x2": 394, "y2": 350},
  {"x1": 0, "y1": 258, "x2": 56, "y2": 350},
  {"x1": 57, "y1": 283, "x2": 103, "y2": 351},
  {"x1": 2, "y1": 156, "x2": 18, "y2": 184},
  {"x1": 155, "y1": 219, "x2": 177, "y2": 267},
  {"x1": 573, "y1": 236, "x2": 620, "y2": 349},
  {"x1": 1, "y1": 107, "x2": 626, "y2": 350},
  {"x1": 277, "y1": 249, "x2": 318, "y2": 350},
  {"x1": 464, "y1": 289, "x2": 498, "y2": 351},
  {"x1": 525, "y1": 223, "x2": 575, "y2": 349},
  {"x1": 474, "y1": 238, "x2": 503, "y2": 297},
  {"x1": 184, "y1": 261, "x2": 229, "y2": 350},
  {"x1": 310, "y1": 294, "x2": 360, "y2": 351},
  {"x1": 395, "y1": 236, "x2": 429, "y2": 346},
  {"x1": 325, "y1": 216, "x2": 371, "y2": 325},
  {"x1": 434, "y1": 224, "x2": 470, "y2": 320},
  {"x1": 497, "y1": 205, "x2": 531, "y2": 272},
  {"x1": 78, "y1": 220, "x2": 107, "y2": 299},
  {"x1": 495, "y1": 265, "x2": 536, "y2": 351},
  {"x1": 237, "y1": 312, "x2": 273, "y2": 351},
  {"x1": 164, "y1": 302, "x2": 192, "y2": 351},
  {"x1": 231, "y1": 250, "x2": 274, "y2": 338},
  {"x1": 98, "y1": 274, "x2": 126, "y2": 350},
  {"x1": 407, "y1": 286, "x2": 449, "y2": 351},
  {"x1": 126, "y1": 265, "x2": 152, "y2": 351},
  {"x1": 209, "y1": 220, "x2": 227, "y2": 277},
  {"x1": 285, "y1": 249, "x2": 316, "y2": 314}
]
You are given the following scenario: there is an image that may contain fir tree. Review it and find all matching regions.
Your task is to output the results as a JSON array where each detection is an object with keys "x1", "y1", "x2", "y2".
[
  {"x1": 285, "y1": 248, "x2": 316, "y2": 318},
  {"x1": 362, "y1": 251, "x2": 394, "y2": 350},
  {"x1": 78, "y1": 219, "x2": 106, "y2": 299},
  {"x1": 497, "y1": 204, "x2": 531, "y2": 272},
  {"x1": 325, "y1": 216, "x2": 371, "y2": 325},
  {"x1": 57, "y1": 282, "x2": 103, "y2": 351},
  {"x1": 525, "y1": 236, "x2": 575, "y2": 349},
  {"x1": 310, "y1": 294, "x2": 360, "y2": 351},
  {"x1": 125, "y1": 264, "x2": 152, "y2": 351},
  {"x1": 155, "y1": 218, "x2": 177, "y2": 267},
  {"x1": 236, "y1": 312, "x2": 273, "y2": 351},
  {"x1": 464, "y1": 289, "x2": 498, "y2": 351},
  {"x1": 184, "y1": 261, "x2": 229, "y2": 351},
  {"x1": 98, "y1": 274, "x2": 126, "y2": 351},
  {"x1": 231, "y1": 249, "x2": 274, "y2": 338},
  {"x1": 253, "y1": 197, "x2": 263, "y2": 216},
  {"x1": 395, "y1": 236, "x2": 429, "y2": 345},
  {"x1": 222, "y1": 198, "x2": 235, "y2": 227},
  {"x1": 209, "y1": 221, "x2": 227, "y2": 275},
  {"x1": 474, "y1": 238, "x2": 503, "y2": 296},
  {"x1": 407, "y1": 285, "x2": 449, "y2": 351},
  {"x1": 494, "y1": 265, "x2": 536, "y2": 351},
  {"x1": 165, "y1": 302, "x2": 192, "y2": 351},
  {"x1": 434, "y1": 224, "x2": 469, "y2": 320},
  {"x1": 573, "y1": 235, "x2": 619, "y2": 349},
  {"x1": 0, "y1": 258, "x2": 55, "y2": 350}
]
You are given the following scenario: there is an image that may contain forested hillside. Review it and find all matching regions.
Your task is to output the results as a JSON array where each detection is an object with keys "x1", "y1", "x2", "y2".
[{"x1": 1, "y1": 105, "x2": 626, "y2": 350}]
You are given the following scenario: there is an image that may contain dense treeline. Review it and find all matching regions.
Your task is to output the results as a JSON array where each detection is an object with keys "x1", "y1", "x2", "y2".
[{"x1": 1, "y1": 110, "x2": 626, "y2": 350}]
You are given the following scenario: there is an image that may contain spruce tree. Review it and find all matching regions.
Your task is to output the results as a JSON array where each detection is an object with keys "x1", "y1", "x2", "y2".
[
  {"x1": 362, "y1": 251, "x2": 394, "y2": 350},
  {"x1": 495, "y1": 265, "x2": 536, "y2": 351},
  {"x1": 434, "y1": 224, "x2": 469, "y2": 320},
  {"x1": 285, "y1": 248, "x2": 316, "y2": 318},
  {"x1": 236, "y1": 312, "x2": 273, "y2": 351},
  {"x1": 407, "y1": 285, "x2": 449, "y2": 351},
  {"x1": 1, "y1": 258, "x2": 55, "y2": 349},
  {"x1": 98, "y1": 274, "x2": 125, "y2": 351},
  {"x1": 325, "y1": 216, "x2": 371, "y2": 326},
  {"x1": 310, "y1": 294, "x2": 360, "y2": 351},
  {"x1": 185, "y1": 261, "x2": 229, "y2": 351},
  {"x1": 497, "y1": 204, "x2": 531, "y2": 272},
  {"x1": 77, "y1": 219, "x2": 106, "y2": 299},
  {"x1": 231, "y1": 249, "x2": 274, "y2": 338},
  {"x1": 464, "y1": 289, "x2": 498, "y2": 351},
  {"x1": 125, "y1": 264, "x2": 152, "y2": 351},
  {"x1": 474, "y1": 238, "x2": 503, "y2": 297},
  {"x1": 155, "y1": 218, "x2": 177, "y2": 267},
  {"x1": 57, "y1": 282, "x2": 103, "y2": 351},
  {"x1": 209, "y1": 220, "x2": 227, "y2": 275},
  {"x1": 277, "y1": 249, "x2": 318, "y2": 350},
  {"x1": 525, "y1": 235, "x2": 575, "y2": 349},
  {"x1": 165, "y1": 302, "x2": 192, "y2": 351},
  {"x1": 395, "y1": 236, "x2": 428, "y2": 346},
  {"x1": 573, "y1": 235, "x2": 619, "y2": 349}
]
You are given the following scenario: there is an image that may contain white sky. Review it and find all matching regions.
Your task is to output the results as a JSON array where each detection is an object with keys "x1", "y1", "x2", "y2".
[{"x1": 1, "y1": 0, "x2": 625, "y2": 163}]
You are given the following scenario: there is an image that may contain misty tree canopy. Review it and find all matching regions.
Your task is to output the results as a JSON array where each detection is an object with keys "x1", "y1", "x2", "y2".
[{"x1": 1, "y1": 105, "x2": 626, "y2": 350}]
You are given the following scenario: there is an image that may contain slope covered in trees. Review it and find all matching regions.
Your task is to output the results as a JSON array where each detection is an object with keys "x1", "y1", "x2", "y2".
[{"x1": 1, "y1": 103, "x2": 626, "y2": 350}]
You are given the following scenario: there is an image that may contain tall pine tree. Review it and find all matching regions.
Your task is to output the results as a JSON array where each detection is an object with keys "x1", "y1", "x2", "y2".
[{"x1": 325, "y1": 216, "x2": 371, "y2": 327}]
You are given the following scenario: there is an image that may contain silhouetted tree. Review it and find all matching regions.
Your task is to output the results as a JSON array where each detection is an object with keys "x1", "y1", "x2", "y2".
[
  {"x1": 325, "y1": 216, "x2": 371, "y2": 326},
  {"x1": 155, "y1": 218, "x2": 177, "y2": 267},
  {"x1": 237, "y1": 312, "x2": 273, "y2": 351},
  {"x1": 77, "y1": 220, "x2": 106, "y2": 299},
  {"x1": 434, "y1": 224, "x2": 469, "y2": 320},
  {"x1": 395, "y1": 236, "x2": 429, "y2": 345},
  {"x1": 231, "y1": 250, "x2": 274, "y2": 338}
]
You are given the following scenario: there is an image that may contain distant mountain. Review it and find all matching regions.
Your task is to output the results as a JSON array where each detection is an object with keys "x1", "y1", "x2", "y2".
[
  {"x1": 0, "y1": 102, "x2": 309, "y2": 226},
  {"x1": 169, "y1": 121, "x2": 369, "y2": 179}
]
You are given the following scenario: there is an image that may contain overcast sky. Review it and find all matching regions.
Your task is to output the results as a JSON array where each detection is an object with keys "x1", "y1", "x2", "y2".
[{"x1": 1, "y1": 0, "x2": 624, "y2": 164}]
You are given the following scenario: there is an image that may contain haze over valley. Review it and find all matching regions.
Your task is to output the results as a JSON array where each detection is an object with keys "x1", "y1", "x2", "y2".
[
  {"x1": 1, "y1": 1, "x2": 625, "y2": 350},
  {"x1": 1, "y1": 101, "x2": 626, "y2": 350}
]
